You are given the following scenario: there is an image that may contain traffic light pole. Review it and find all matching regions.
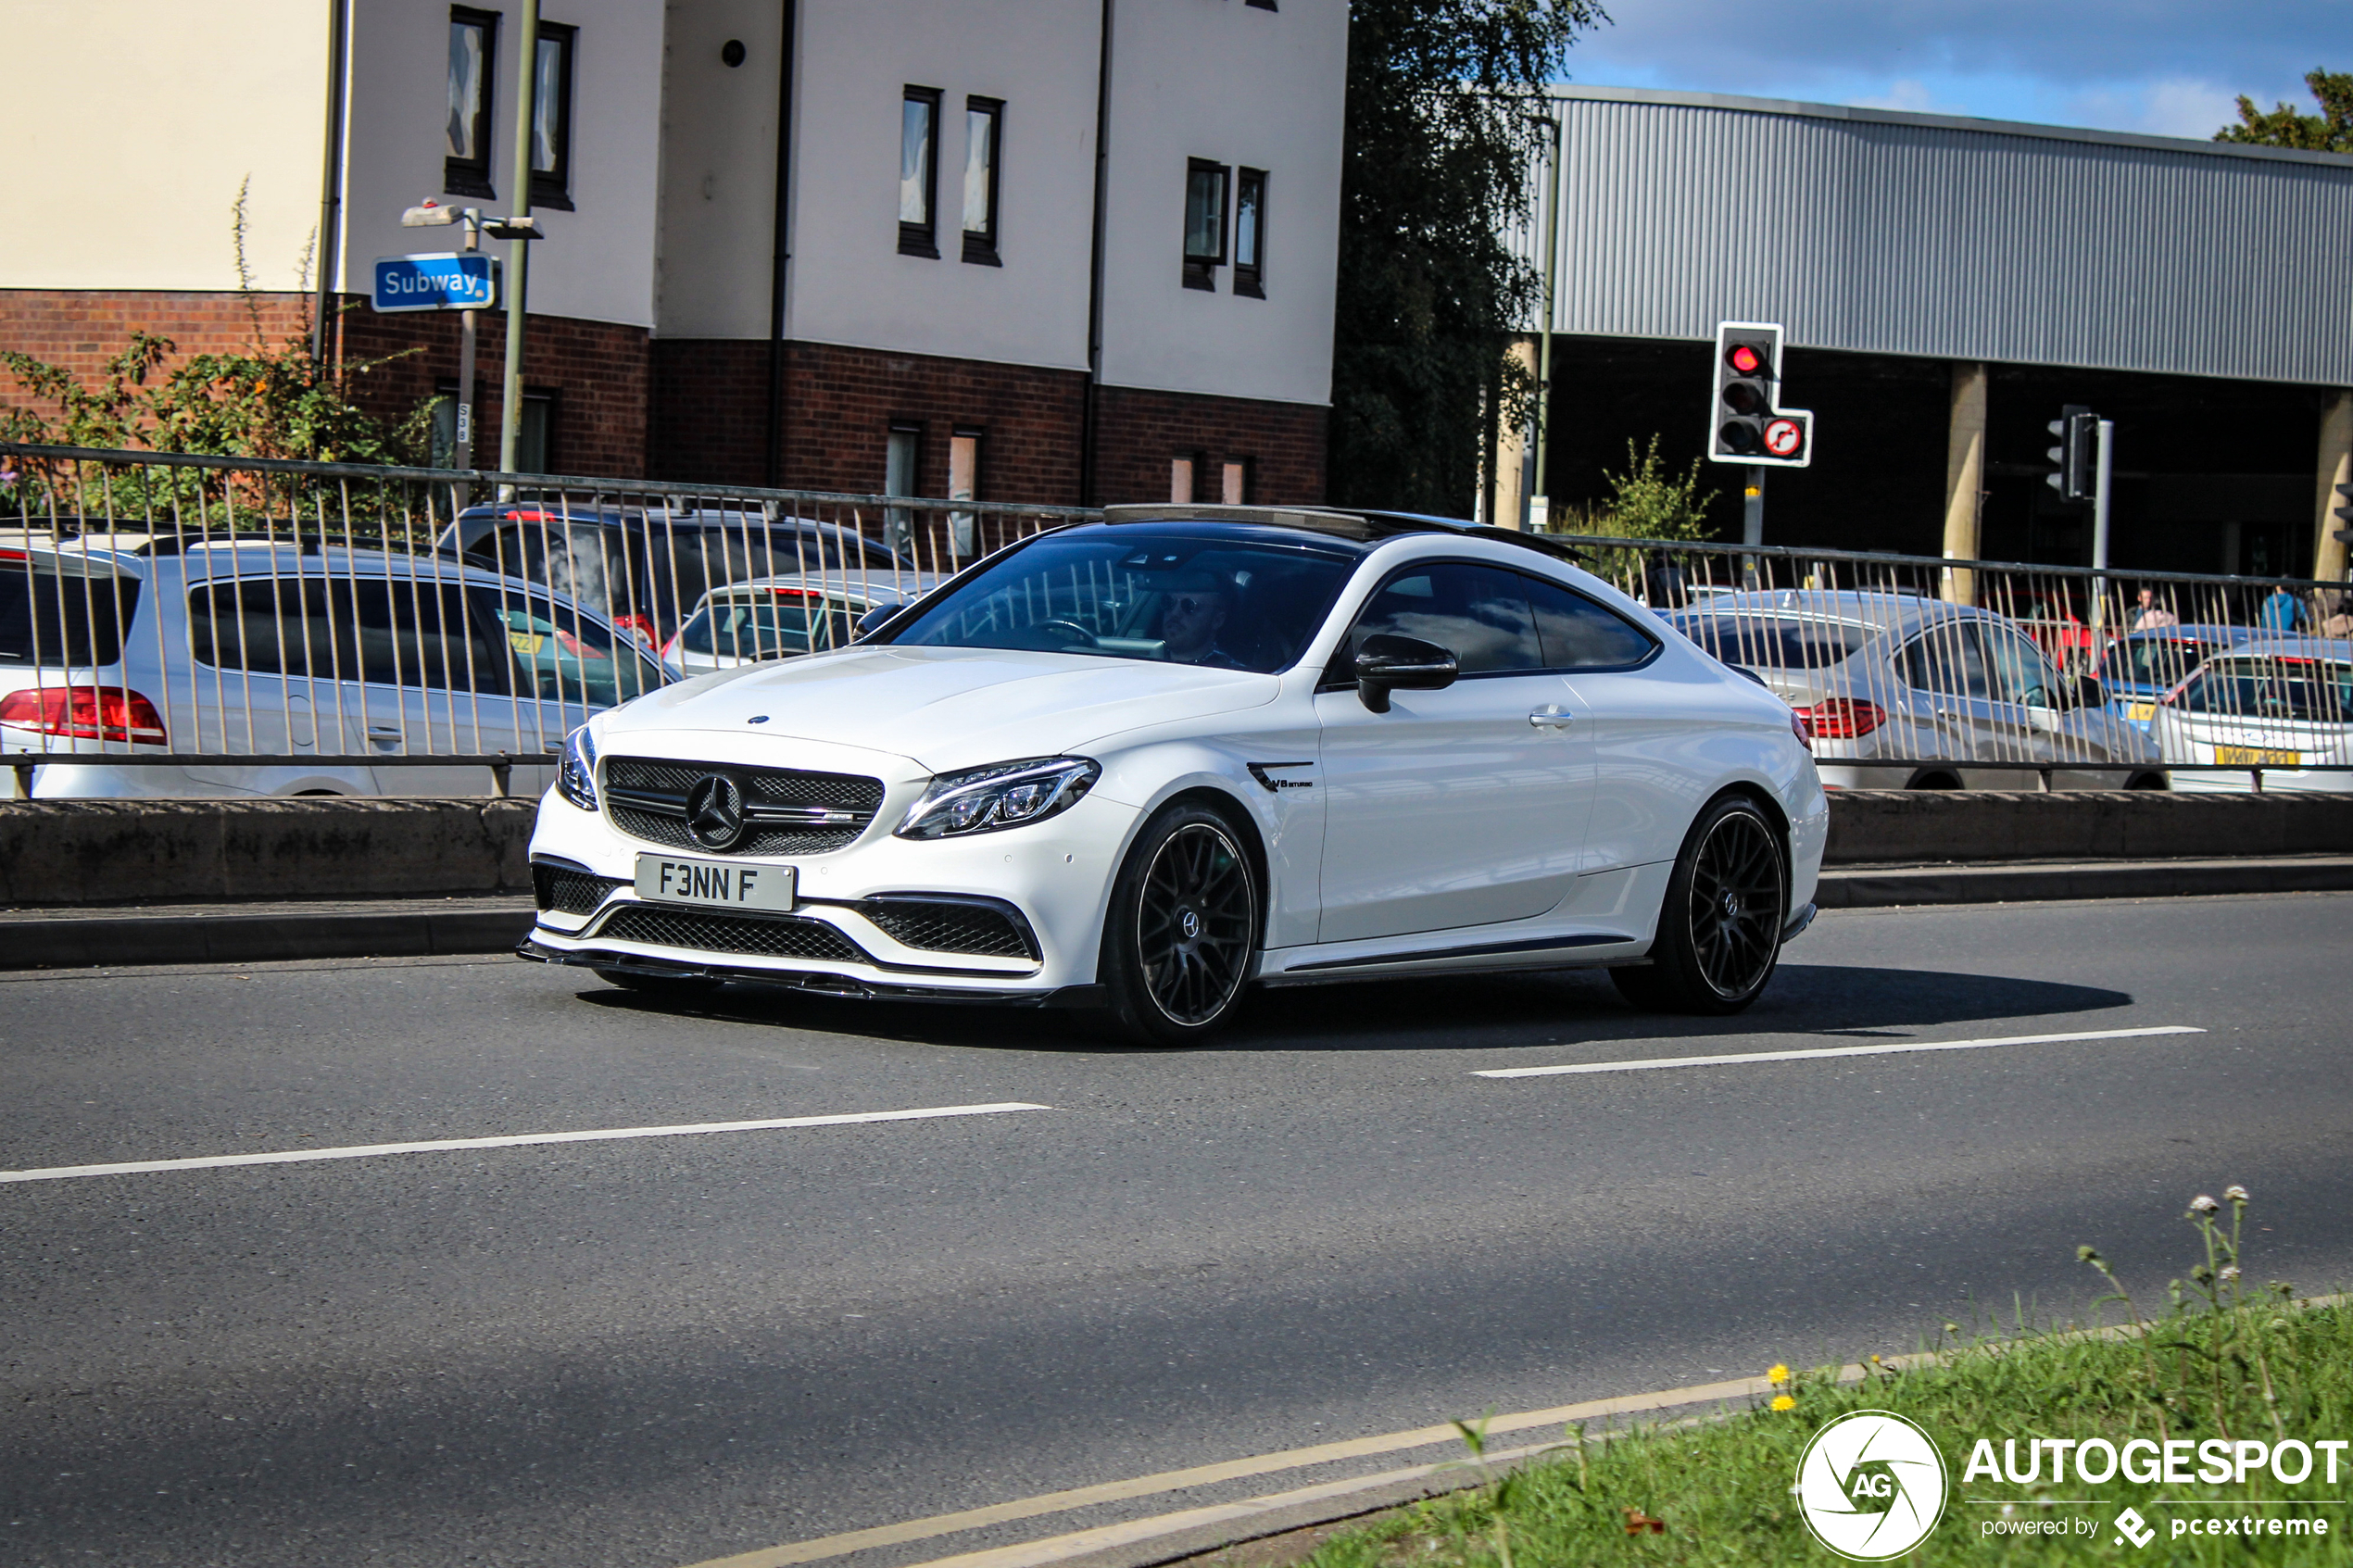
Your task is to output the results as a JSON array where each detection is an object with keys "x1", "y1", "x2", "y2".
[
  {"x1": 2089, "y1": 419, "x2": 2114, "y2": 638},
  {"x1": 1743, "y1": 466, "x2": 1765, "y2": 546}
]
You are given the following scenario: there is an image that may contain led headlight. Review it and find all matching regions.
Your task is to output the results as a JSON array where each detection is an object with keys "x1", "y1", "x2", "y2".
[
  {"x1": 557, "y1": 723, "x2": 599, "y2": 812},
  {"x1": 896, "y1": 757, "x2": 1099, "y2": 840}
]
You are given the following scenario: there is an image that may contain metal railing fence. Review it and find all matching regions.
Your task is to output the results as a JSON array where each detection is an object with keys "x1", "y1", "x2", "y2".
[
  {"x1": 1536, "y1": 528, "x2": 2352, "y2": 787},
  {"x1": 1, "y1": 444, "x2": 1088, "y2": 797}
]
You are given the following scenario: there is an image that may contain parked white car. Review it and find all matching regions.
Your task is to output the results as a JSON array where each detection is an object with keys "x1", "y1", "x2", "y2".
[
  {"x1": 662, "y1": 572, "x2": 942, "y2": 677},
  {"x1": 2151, "y1": 637, "x2": 2353, "y2": 793},
  {"x1": 1, "y1": 538, "x2": 665, "y2": 798},
  {"x1": 1667, "y1": 591, "x2": 2165, "y2": 790},
  {"x1": 521, "y1": 508, "x2": 1828, "y2": 1043}
]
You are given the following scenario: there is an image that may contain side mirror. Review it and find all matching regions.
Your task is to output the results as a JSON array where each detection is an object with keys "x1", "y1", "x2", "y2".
[
  {"x1": 2067, "y1": 672, "x2": 2105, "y2": 709},
  {"x1": 1354, "y1": 633, "x2": 1458, "y2": 713},
  {"x1": 854, "y1": 602, "x2": 902, "y2": 641}
]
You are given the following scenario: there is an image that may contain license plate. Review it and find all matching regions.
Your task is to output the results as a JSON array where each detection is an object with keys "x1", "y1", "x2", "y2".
[
  {"x1": 2124, "y1": 701, "x2": 2155, "y2": 722},
  {"x1": 635, "y1": 854, "x2": 797, "y2": 911},
  {"x1": 2213, "y1": 746, "x2": 2300, "y2": 766}
]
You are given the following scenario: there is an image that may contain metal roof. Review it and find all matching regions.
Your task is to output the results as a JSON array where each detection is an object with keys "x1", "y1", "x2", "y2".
[{"x1": 1527, "y1": 85, "x2": 2353, "y2": 385}]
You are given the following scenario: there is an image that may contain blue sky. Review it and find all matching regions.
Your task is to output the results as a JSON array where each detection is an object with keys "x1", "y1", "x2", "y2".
[{"x1": 1560, "y1": 0, "x2": 2346, "y2": 139}]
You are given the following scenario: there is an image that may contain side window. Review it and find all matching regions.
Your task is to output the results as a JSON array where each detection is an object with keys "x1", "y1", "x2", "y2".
[
  {"x1": 473, "y1": 585, "x2": 662, "y2": 708},
  {"x1": 1983, "y1": 627, "x2": 2058, "y2": 708},
  {"x1": 1898, "y1": 622, "x2": 1991, "y2": 698},
  {"x1": 446, "y1": 6, "x2": 498, "y2": 199},
  {"x1": 900, "y1": 87, "x2": 942, "y2": 257},
  {"x1": 1519, "y1": 572, "x2": 1656, "y2": 670},
  {"x1": 1346, "y1": 563, "x2": 1539, "y2": 675},
  {"x1": 189, "y1": 579, "x2": 502, "y2": 694}
]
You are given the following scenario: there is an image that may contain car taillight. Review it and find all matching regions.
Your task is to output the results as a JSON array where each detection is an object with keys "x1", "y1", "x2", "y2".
[
  {"x1": 1791, "y1": 697, "x2": 1886, "y2": 739},
  {"x1": 613, "y1": 612, "x2": 657, "y2": 647},
  {"x1": 0, "y1": 685, "x2": 169, "y2": 746},
  {"x1": 661, "y1": 633, "x2": 683, "y2": 664},
  {"x1": 1789, "y1": 709, "x2": 1812, "y2": 751}
]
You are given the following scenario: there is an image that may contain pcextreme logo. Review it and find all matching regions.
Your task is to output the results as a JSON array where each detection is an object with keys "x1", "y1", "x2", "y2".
[{"x1": 1795, "y1": 1411, "x2": 1950, "y2": 1560}]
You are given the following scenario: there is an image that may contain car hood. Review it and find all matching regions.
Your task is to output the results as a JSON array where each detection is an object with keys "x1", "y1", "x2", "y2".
[{"x1": 610, "y1": 646, "x2": 1278, "y2": 769}]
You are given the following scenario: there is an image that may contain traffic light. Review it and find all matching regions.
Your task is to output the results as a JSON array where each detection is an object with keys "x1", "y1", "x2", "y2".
[
  {"x1": 1709, "y1": 322, "x2": 1811, "y2": 467},
  {"x1": 2045, "y1": 405, "x2": 2096, "y2": 502}
]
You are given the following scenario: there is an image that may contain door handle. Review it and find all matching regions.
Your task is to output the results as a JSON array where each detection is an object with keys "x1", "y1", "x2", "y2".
[
  {"x1": 1529, "y1": 706, "x2": 1572, "y2": 729},
  {"x1": 366, "y1": 725, "x2": 404, "y2": 745}
]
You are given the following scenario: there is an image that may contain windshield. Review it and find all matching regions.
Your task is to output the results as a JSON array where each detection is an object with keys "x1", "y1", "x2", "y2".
[
  {"x1": 1671, "y1": 613, "x2": 1866, "y2": 670},
  {"x1": 0, "y1": 562, "x2": 139, "y2": 667},
  {"x1": 881, "y1": 529, "x2": 1356, "y2": 674},
  {"x1": 682, "y1": 590, "x2": 859, "y2": 660},
  {"x1": 2105, "y1": 636, "x2": 2218, "y2": 689},
  {"x1": 2176, "y1": 657, "x2": 2353, "y2": 724}
]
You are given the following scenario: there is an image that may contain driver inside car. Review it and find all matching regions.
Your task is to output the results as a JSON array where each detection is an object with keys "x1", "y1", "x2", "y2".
[{"x1": 1157, "y1": 572, "x2": 1245, "y2": 668}]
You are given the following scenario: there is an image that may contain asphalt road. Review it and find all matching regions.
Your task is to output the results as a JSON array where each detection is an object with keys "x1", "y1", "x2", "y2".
[{"x1": 4, "y1": 891, "x2": 2348, "y2": 1568}]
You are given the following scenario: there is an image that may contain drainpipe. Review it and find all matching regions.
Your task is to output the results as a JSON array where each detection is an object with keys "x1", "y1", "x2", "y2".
[
  {"x1": 763, "y1": 0, "x2": 797, "y2": 487},
  {"x1": 309, "y1": 0, "x2": 349, "y2": 370},
  {"x1": 1078, "y1": 0, "x2": 1114, "y2": 507}
]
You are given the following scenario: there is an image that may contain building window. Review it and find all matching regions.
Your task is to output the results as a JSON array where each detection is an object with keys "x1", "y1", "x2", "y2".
[
  {"x1": 446, "y1": 6, "x2": 497, "y2": 199},
  {"x1": 1169, "y1": 456, "x2": 1196, "y2": 503},
  {"x1": 530, "y1": 21, "x2": 576, "y2": 209},
  {"x1": 900, "y1": 87, "x2": 942, "y2": 257},
  {"x1": 1221, "y1": 459, "x2": 1250, "y2": 506},
  {"x1": 884, "y1": 424, "x2": 921, "y2": 555},
  {"x1": 1183, "y1": 160, "x2": 1228, "y2": 291},
  {"x1": 949, "y1": 429, "x2": 983, "y2": 557},
  {"x1": 962, "y1": 97, "x2": 1002, "y2": 266},
  {"x1": 1233, "y1": 169, "x2": 1265, "y2": 298}
]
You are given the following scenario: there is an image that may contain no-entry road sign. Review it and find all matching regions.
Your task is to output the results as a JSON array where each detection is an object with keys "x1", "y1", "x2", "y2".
[{"x1": 372, "y1": 253, "x2": 499, "y2": 313}]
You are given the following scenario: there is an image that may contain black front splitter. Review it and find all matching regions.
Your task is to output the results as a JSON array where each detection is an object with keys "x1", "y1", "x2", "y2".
[{"x1": 515, "y1": 937, "x2": 1106, "y2": 1009}]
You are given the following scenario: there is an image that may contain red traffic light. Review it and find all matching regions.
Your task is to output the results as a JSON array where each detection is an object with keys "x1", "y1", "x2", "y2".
[{"x1": 1724, "y1": 342, "x2": 1769, "y2": 378}]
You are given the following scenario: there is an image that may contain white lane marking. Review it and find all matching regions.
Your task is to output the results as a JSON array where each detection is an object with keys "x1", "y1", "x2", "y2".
[
  {"x1": 0, "y1": 1103, "x2": 1051, "y2": 1185},
  {"x1": 1474, "y1": 1025, "x2": 2205, "y2": 1079}
]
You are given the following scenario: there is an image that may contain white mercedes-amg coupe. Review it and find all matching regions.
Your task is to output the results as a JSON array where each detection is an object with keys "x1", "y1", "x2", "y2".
[{"x1": 519, "y1": 508, "x2": 1827, "y2": 1044}]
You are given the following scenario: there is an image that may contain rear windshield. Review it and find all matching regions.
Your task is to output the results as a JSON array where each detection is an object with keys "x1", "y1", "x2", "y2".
[
  {"x1": 1671, "y1": 613, "x2": 1867, "y2": 670},
  {"x1": 682, "y1": 592, "x2": 860, "y2": 659},
  {"x1": 0, "y1": 564, "x2": 140, "y2": 667},
  {"x1": 2104, "y1": 636, "x2": 2219, "y2": 689},
  {"x1": 2175, "y1": 657, "x2": 2353, "y2": 724}
]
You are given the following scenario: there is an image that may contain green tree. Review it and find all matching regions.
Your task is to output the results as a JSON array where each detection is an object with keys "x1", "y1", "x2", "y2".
[
  {"x1": 2214, "y1": 68, "x2": 2353, "y2": 152},
  {"x1": 1327, "y1": 0, "x2": 1604, "y2": 516}
]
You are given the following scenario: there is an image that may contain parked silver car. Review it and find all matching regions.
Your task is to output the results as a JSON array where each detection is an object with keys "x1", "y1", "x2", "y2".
[
  {"x1": 2, "y1": 538, "x2": 664, "y2": 797},
  {"x1": 661, "y1": 572, "x2": 942, "y2": 677},
  {"x1": 2151, "y1": 636, "x2": 2353, "y2": 793},
  {"x1": 1667, "y1": 590, "x2": 2165, "y2": 789}
]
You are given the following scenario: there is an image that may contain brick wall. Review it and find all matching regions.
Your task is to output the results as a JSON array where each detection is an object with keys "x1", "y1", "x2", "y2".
[
  {"x1": 2, "y1": 289, "x2": 1331, "y2": 504},
  {"x1": 1092, "y1": 384, "x2": 1327, "y2": 507}
]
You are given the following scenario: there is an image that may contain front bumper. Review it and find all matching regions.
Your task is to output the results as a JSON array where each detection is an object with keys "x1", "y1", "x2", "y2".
[{"x1": 522, "y1": 771, "x2": 1140, "y2": 997}]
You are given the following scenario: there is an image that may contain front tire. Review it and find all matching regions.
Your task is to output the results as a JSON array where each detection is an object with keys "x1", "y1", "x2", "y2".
[
  {"x1": 1613, "y1": 794, "x2": 1788, "y2": 1016},
  {"x1": 1101, "y1": 801, "x2": 1260, "y2": 1047}
]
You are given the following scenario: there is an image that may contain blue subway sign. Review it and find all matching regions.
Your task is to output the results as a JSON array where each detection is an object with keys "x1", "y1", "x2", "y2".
[{"x1": 371, "y1": 253, "x2": 499, "y2": 313}]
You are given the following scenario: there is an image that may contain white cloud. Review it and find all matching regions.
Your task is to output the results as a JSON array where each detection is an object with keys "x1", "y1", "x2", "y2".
[{"x1": 1854, "y1": 79, "x2": 1953, "y2": 114}]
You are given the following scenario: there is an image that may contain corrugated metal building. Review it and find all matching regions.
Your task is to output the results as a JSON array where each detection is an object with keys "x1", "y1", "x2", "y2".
[{"x1": 1499, "y1": 86, "x2": 2353, "y2": 580}]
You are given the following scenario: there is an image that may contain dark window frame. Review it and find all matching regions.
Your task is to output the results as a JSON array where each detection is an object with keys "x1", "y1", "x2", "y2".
[
  {"x1": 1320, "y1": 559, "x2": 1659, "y2": 690},
  {"x1": 961, "y1": 96, "x2": 1003, "y2": 266},
  {"x1": 1233, "y1": 167, "x2": 1266, "y2": 298},
  {"x1": 1245, "y1": 0, "x2": 1278, "y2": 10},
  {"x1": 529, "y1": 19, "x2": 578, "y2": 210},
  {"x1": 1182, "y1": 158, "x2": 1230, "y2": 291},
  {"x1": 900, "y1": 86, "x2": 943, "y2": 258},
  {"x1": 445, "y1": 6, "x2": 499, "y2": 200}
]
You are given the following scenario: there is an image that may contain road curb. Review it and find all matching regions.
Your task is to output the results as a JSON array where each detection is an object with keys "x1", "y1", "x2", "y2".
[
  {"x1": 0, "y1": 904, "x2": 535, "y2": 969},
  {"x1": 1815, "y1": 855, "x2": 2353, "y2": 909}
]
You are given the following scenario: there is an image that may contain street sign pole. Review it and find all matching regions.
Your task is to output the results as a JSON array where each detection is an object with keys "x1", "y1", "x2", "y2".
[
  {"x1": 498, "y1": 0, "x2": 540, "y2": 489},
  {"x1": 1743, "y1": 465, "x2": 1765, "y2": 587},
  {"x1": 455, "y1": 211, "x2": 482, "y2": 499}
]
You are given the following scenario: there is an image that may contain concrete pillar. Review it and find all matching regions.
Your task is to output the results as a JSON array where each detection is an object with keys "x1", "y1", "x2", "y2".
[
  {"x1": 1488, "y1": 336, "x2": 1536, "y2": 531},
  {"x1": 2313, "y1": 389, "x2": 2353, "y2": 583},
  {"x1": 1940, "y1": 361, "x2": 1988, "y2": 605}
]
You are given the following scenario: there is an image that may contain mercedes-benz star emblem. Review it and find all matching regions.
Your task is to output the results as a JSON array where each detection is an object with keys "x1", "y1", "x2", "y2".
[{"x1": 685, "y1": 774, "x2": 747, "y2": 849}]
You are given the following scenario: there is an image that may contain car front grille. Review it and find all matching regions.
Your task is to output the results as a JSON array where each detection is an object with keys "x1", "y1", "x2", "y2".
[
  {"x1": 595, "y1": 906, "x2": 870, "y2": 964},
  {"x1": 860, "y1": 897, "x2": 1038, "y2": 960},
  {"x1": 602, "y1": 757, "x2": 885, "y2": 856},
  {"x1": 534, "y1": 864, "x2": 625, "y2": 916}
]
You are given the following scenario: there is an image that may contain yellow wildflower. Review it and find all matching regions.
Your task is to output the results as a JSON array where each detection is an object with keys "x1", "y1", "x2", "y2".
[
  {"x1": 1768, "y1": 1363, "x2": 1790, "y2": 1386},
  {"x1": 1771, "y1": 1394, "x2": 1796, "y2": 1412}
]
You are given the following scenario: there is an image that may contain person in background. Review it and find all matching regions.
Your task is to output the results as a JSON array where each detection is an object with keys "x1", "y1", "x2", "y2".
[
  {"x1": 2319, "y1": 590, "x2": 2353, "y2": 639},
  {"x1": 2258, "y1": 583, "x2": 2307, "y2": 633},
  {"x1": 2132, "y1": 586, "x2": 2180, "y2": 630}
]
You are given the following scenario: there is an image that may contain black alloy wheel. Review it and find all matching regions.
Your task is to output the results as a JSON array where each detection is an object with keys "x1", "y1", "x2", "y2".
[
  {"x1": 1613, "y1": 794, "x2": 1788, "y2": 1016},
  {"x1": 1102, "y1": 803, "x2": 1259, "y2": 1046}
]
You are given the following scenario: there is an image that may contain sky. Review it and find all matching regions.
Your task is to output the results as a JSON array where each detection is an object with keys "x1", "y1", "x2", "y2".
[{"x1": 1558, "y1": 0, "x2": 2347, "y2": 140}]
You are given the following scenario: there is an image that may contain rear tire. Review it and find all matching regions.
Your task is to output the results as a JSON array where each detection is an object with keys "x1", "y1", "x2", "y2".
[
  {"x1": 1612, "y1": 794, "x2": 1788, "y2": 1016},
  {"x1": 1100, "y1": 801, "x2": 1260, "y2": 1047},
  {"x1": 2125, "y1": 771, "x2": 2169, "y2": 791},
  {"x1": 596, "y1": 966, "x2": 719, "y2": 1000}
]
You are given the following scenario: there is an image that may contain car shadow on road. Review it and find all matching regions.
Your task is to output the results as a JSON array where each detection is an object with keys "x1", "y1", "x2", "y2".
[{"x1": 573, "y1": 960, "x2": 2133, "y2": 1058}]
